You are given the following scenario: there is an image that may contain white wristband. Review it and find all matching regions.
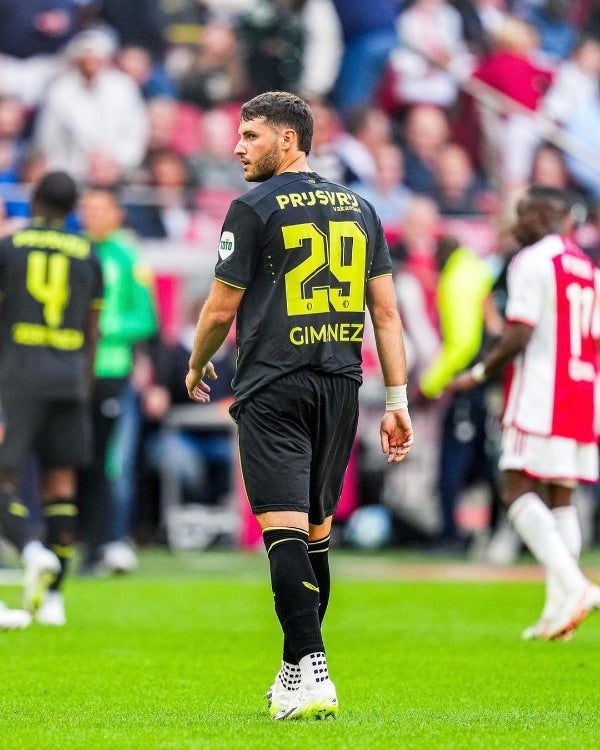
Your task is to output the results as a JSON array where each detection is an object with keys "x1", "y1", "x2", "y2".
[
  {"x1": 470, "y1": 362, "x2": 486, "y2": 383},
  {"x1": 385, "y1": 384, "x2": 408, "y2": 411}
]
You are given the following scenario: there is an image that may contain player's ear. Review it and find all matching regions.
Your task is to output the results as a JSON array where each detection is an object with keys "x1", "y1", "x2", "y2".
[{"x1": 280, "y1": 128, "x2": 296, "y2": 151}]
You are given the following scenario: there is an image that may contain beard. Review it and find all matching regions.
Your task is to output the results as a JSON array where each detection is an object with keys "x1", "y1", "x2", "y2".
[{"x1": 244, "y1": 142, "x2": 281, "y2": 182}]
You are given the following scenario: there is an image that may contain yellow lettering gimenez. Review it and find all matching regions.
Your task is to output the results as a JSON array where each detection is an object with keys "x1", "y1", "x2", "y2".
[
  {"x1": 290, "y1": 327, "x2": 304, "y2": 345},
  {"x1": 351, "y1": 323, "x2": 363, "y2": 341},
  {"x1": 289, "y1": 322, "x2": 364, "y2": 346},
  {"x1": 311, "y1": 325, "x2": 328, "y2": 343}
]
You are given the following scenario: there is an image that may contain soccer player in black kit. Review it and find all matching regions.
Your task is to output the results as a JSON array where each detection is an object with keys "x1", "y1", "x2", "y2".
[
  {"x1": 0, "y1": 171, "x2": 103, "y2": 626},
  {"x1": 186, "y1": 92, "x2": 413, "y2": 719}
]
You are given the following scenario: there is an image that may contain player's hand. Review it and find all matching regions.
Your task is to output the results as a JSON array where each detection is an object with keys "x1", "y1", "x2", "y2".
[
  {"x1": 186, "y1": 361, "x2": 217, "y2": 403},
  {"x1": 445, "y1": 371, "x2": 476, "y2": 395},
  {"x1": 380, "y1": 409, "x2": 414, "y2": 463}
]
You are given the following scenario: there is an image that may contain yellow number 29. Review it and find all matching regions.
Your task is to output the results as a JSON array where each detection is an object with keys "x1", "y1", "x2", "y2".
[{"x1": 283, "y1": 220, "x2": 367, "y2": 316}]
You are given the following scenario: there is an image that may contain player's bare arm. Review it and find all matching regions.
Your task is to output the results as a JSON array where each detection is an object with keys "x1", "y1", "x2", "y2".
[
  {"x1": 186, "y1": 280, "x2": 244, "y2": 403},
  {"x1": 447, "y1": 321, "x2": 533, "y2": 393},
  {"x1": 366, "y1": 274, "x2": 414, "y2": 462}
]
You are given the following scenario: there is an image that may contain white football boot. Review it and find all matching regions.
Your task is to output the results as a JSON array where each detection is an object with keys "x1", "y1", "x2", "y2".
[
  {"x1": 266, "y1": 661, "x2": 302, "y2": 717},
  {"x1": 272, "y1": 679, "x2": 338, "y2": 721},
  {"x1": 21, "y1": 541, "x2": 60, "y2": 614},
  {"x1": 35, "y1": 591, "x2": 66, "y2": 626},
  {"x1": 538, "y1": 583, "x2": 600, "y2": 640},
  {"x1": 0, "y1": 601, "x2": 31, "y2": 629}
]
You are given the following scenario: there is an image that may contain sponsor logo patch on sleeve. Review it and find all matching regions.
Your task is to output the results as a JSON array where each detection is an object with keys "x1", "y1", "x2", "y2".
[{"x1": 218, "y1": 231, "x2": 235, "y2": 260}]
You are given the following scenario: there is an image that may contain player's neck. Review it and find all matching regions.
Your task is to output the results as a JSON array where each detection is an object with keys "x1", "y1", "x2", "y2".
[{"x1": 276, "y1": 153, "x2": 310, "y2": 175}]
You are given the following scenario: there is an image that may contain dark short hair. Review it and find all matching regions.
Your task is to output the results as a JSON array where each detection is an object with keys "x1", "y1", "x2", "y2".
[
  {"x1": 514, "y1": 186, "x2": 570, "y2": 246},
  {"x1": 240, "y1": 91, "x2": 313, "y2": 155},
  {"x1": 32, "y1": 170, "x2": 78, "y2": 215},
  {"x1": 527, "y1": 185, "x2": 588, "y2": 225}
]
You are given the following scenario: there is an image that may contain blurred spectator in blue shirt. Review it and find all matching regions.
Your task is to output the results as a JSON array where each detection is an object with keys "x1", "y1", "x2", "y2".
[
  {"x1": 0, "y1": 0, "x2": 87, "y2": 58},
  {"x1": 330, "y1": 0, "x2": 400, "y2": 114},
  {"x1": 521, "y1": 0, "x2": 577, "y2": 62}
]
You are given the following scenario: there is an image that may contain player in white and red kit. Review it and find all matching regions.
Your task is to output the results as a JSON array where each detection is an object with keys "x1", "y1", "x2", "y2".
[{"x1": 449, "y1": 186, "x2": 600, "y2": 640}]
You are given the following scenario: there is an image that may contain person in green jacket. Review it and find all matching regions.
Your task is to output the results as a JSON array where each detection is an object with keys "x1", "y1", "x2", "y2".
[
  {"x1": 78, "y1": 189, "x2": 158, "y2": 574},
  {"x1": 419, "y1": 235, "x2": 502, "y2": 552}
]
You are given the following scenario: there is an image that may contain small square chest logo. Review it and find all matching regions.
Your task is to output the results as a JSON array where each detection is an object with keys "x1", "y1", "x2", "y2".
[{"x1": 219, "y1": 231, "x2": 235, "y2": 260}]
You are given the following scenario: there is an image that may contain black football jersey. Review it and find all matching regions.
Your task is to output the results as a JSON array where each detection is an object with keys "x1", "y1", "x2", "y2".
[
  {"x1": 214, "y1": 172, "x2": 393, "y2": 409},
  {"x1": 0, "y1": 221, "x2": 104, "y2": 400}
]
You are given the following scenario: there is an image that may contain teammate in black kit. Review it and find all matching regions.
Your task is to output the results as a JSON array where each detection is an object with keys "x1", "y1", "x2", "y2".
[
  {"x1": 185, "y1": 92, "x2": 413, "y2": 719},
  {"x1": 0, "y1": 171, "x2": 103, "y2": 626}
]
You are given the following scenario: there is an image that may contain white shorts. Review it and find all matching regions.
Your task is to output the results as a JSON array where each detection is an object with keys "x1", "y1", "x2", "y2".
[{"x1": 499, "y1": 426, "x2": 599, "y2": 486}]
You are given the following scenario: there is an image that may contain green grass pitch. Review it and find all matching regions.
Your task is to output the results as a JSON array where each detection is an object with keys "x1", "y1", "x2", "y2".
[{"x1": 1, "y1": 548, "x2": 600, "y2": 749}]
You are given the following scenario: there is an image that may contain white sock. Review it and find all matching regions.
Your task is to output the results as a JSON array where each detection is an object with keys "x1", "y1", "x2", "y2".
[
  {"x1": 277, "y1": 660, "x2": 301, "y2": 691},
  {"x1": 552, "y1": 505, "x2": 582, "y2": 558},
  {"x1": 540, "y1": 506, "x2": 583, "y2": 621},
  {"x1": 21, "y1": 540, "x2": 44, "y2": 562},
  {"x1": 299, "y1": 652, "x2": 329, "y2": 689},
  {"x1": 508, "y1": 493, "x2": 587, "y2": 594}
]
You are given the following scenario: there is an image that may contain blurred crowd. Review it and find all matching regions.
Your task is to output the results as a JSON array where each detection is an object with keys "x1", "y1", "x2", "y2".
[{"x1": 3, "y1": 0, "x2": 600, "y2": 565}]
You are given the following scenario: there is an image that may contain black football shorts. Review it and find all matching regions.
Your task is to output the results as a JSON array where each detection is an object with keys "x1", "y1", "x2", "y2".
[
  {"x1": 237, "y1": 370, "x2": 359, "y2": 524},
  {"x1": 0, "y1": 397, "x2": 93, "y2": 471}
]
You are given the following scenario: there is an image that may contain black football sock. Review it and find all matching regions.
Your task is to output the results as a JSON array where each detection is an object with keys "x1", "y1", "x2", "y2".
[
  {"x1": 42, "y1": 498, "x2": 78, "y2": 591},
  {"x1": 0, "y1": 482, "x2": 34, "y2": 550},
  {"x1": 308, "y1": 534, "x2": 331, "y2": 624},
  {"x1": 281, "y1": 534, "x2": 331, "y2": 666},
  {"x1": 282, "y1": 638, "x2": 297, "y2": 666},
  {"x1": 263, "y1": 526, "x2": 324, "y2": 663}
]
